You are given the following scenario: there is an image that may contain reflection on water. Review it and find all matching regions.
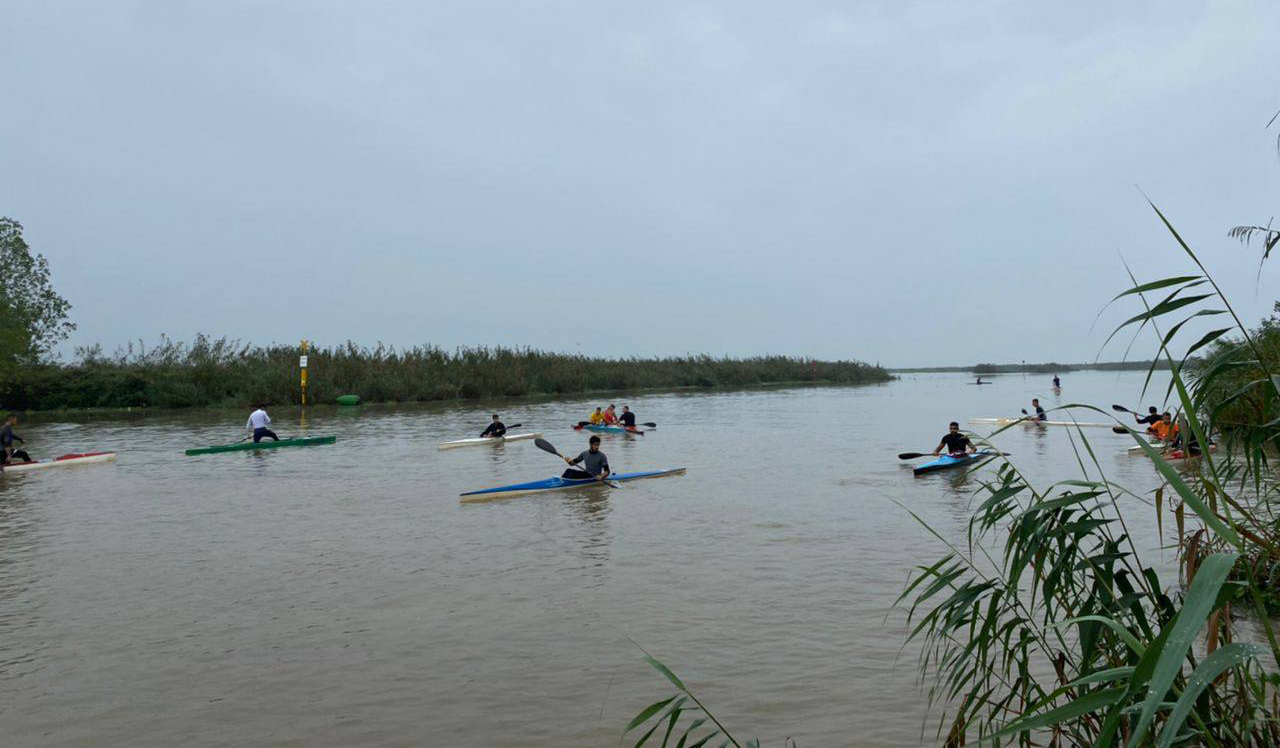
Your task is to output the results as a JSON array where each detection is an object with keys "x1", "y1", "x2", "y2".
[{"x1": 0, "y1": 372, "x2": 1175, "y2": 746}]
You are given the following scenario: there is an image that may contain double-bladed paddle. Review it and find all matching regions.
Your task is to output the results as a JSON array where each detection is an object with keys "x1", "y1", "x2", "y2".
[{"x1": 534, "y1": 438, "x2": 621, "y2": 488}]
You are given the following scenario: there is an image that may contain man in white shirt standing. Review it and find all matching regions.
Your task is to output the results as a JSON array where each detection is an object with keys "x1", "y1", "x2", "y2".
[{"x1": 246, "y1": 403, "x2": 279, "y2": 443}]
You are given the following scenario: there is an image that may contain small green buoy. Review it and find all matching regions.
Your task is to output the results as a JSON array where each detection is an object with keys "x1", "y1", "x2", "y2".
[{"x1": 336, "y1": 395, "x2": 361, "y2": 406}]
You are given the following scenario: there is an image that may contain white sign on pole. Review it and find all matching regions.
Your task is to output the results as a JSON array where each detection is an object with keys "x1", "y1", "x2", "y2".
[{"x1": 299, "y1": 355, "x2": 308, "y2": 368}]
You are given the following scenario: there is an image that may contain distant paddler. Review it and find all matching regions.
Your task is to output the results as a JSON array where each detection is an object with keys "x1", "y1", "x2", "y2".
[
  {"x1": 602, "y1": 404, "x2": 619, "y2": 425},
  {"x1": 479, "y1": 414, "x2": 507, "y2": 439},
  {"x1": 563, "y1": 435, "x2": 611, "y2": 481},
  {"x1": 589, "y1": 407, "x2": 605, "y2": 425},
  {"x1": 933, "y1": 421, "x2": 976, "y2": 456},
  {"x1": 1029, "y1": 398, "x2": 1047, "y2": 422},
  {"x1": 246, "y1": 403, "x2": 279, "y2": 443},
  {"x1": 1052, "y1": 375, "x2": 1061, "y2": 389},
  {"x1": 0, "y1": 414, "x2": 33, "y2": 465},
  {"x1": 618, "y1": 405, "x2": 637, "y2": 429}
]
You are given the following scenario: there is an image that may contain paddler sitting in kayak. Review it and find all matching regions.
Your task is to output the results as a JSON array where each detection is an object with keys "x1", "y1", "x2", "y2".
[
  {"x1": 1150, "y1": 412, "x2": 1177, "y2": 445},
  {"x1": 246, "y1": 404, "x2": 279, "y2": 443},
  {"x1": 1134, "y1": 406, "x2": 1162, "y2": 434},
  {"x1": 602, "y1": 404, "x2": 619, "y2": 425},
  {"x1": 933, "y1": 422, "x2": 976, "y2": 456},
  {"x1": 563, "y1": 435, "x2": 611, "y2": 481},
  {"x1": 479, "y1": 414, "x2": 507, "y2": 439},
  {"x1": 1, "y1": 414, "x2": 33, "y2": 465},
  {"x1": 618, "y1": 405, "x2": 637, "y2": 429},
  {"x1": 589, "y1": 407, "x2": 605, "y2": 425},
  {"x1": 1030, "y1": 399, "x2": 1047, "y2": 422}
]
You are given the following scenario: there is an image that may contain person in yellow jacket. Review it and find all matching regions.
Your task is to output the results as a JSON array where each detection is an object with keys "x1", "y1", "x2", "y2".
[{"x1": 589, "y1": 407, "x2": 605, "y2": 425}]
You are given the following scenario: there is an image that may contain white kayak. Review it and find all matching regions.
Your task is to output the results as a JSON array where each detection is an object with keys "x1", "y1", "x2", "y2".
[
  {"x1": 1127, "y1": 441, "x2": 1164, "y2": 454},
  {"x1": 969, "y1": 418, "x2": 1113, "y2": 429},
  {"x1": 2, "y1": 452, "x2": 117, "y2": 474},
  {"x1": 438, "y1": 432, "x2": 542, "y2": 450}
]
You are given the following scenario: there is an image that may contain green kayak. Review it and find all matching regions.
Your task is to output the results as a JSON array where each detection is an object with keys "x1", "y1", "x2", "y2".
[
  {"x1": 185, "y1": 435, "x2": 337, "y2": 456},
  {"x1": 336, "y1": 395, "x2": 361, "y2": 406}
]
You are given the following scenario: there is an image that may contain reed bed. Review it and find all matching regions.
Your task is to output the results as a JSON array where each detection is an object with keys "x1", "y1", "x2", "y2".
[{"x1": 0, "y1": 337, "x2": 889, "y2": 411}]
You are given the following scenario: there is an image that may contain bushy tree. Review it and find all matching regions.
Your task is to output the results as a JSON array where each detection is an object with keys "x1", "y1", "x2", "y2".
[{"x1": 0, "y1": 217, "x2": 74, "y2": 362}]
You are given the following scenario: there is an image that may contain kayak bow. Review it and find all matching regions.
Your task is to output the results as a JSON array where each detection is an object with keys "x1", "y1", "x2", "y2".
[
  {"x1": 438, "y1": 432, "x2": 543, "y2": 450},
  {"x1": 460, "y1": 467, "x2": 686, "y2": 501},
  {"x1": 185, "y1": 436, "x2": 337, "y2": 456},
  {"x1": 2, "y1": 452, "x2": 117, "y2": 474}
]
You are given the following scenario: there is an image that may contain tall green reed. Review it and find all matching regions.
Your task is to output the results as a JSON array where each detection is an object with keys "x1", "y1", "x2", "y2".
[{"x1": 0, "y1": 336, "x2": 889, "y2": 411}]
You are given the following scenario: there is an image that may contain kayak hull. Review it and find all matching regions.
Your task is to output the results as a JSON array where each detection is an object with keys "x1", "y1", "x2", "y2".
[
  {"x1": 185, "y1": 436, "x2": 337, "y2": 456},
  {"x1": 1133, "y1": 444, "x2": 1217, "y2": 461},
  {"x1": 969, "y1": 418, "x2": 1112, "y2": 429},
  {"x1": 461, "y1": 468, "x2": 686, "y2": 501},
  {"x1": 438, "y1": 432, "x2": 543, "y2": 450},
  {"x1": 913, "y1": 450, "x2": 997, "y2": 476},
  {"x1": 573, "y1": 424, "x2": 644, "y2": 435},
  {"x1": 2, "y1": 452, "x2": 117, "y2": 474},
  {"x1": 336, "y1": 395, "x2": 361, "y2": 406}
]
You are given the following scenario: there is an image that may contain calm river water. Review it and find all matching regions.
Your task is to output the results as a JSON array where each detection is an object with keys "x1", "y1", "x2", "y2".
[{"x1": 0, "y1": 371, "x2": 1179, "y2": 747}]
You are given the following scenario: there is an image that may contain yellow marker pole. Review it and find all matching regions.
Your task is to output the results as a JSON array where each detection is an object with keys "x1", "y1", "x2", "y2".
[{"x1": 300, "y1": 339, "x2": 310, "y2": 406}]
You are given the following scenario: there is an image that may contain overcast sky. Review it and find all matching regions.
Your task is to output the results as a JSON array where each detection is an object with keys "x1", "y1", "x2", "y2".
[{"x1": 2, "y1": 1, "x2": 1277, "y2": 367}]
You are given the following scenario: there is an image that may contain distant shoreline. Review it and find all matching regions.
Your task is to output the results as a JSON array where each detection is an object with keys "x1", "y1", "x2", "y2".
[{"x1": 889, "y1": 361, "x2": 1157, "y2": 374}]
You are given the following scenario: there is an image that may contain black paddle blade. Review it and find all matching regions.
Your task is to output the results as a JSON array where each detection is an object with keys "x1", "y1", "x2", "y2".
[
  {"x1": 898, "y1": 452, "x2": 930, "y2": 460},
  {"x1": 1112, "y1": 426, "x2": 1129, "y2": 434},
  {"x1": 1111, "y1": 404, "x2": 1130, "y2": 413},
  {"x1": 508, "y1": 423, "x2": 522, "y2": 429},
  {"x1": 641, "y1": 422, "x2": 657, "y2": 428},
  {"x1": 534, "y1": 438, "x2": 560, "y2": 456}
]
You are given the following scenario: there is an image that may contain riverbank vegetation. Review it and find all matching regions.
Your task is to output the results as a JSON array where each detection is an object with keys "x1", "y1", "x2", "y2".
[
  {"x1": 0, "y1": 337, "x2": 890, "y2": 411},
  {"x1": 0, "y1": 216, "x2": 888, "y2": 411}
]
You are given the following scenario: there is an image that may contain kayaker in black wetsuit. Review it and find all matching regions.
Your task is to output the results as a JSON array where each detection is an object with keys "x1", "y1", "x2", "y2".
[
  {"x1": 933, "y1": 422, "x2": 976, "y2": 456},
  {"x1": 1031, "y1": 399, "x2": 1047, "y2": 421},
  {"x1": 618, "y1": 405, "x2": 637, "y2": 429},
  {"x1": 480, "y1": 414, "x2": 507, "y2": 438},
  {"x1": 563, "y1": 435, "x2": 610, "y2": 480},
  {"x1": 0, "y1": 414, "x2": 32, "y2": 464},
  {"x1": 1052, "y1": 375, "x2": 1061, "y2": 389},
  {"x1": 1134, "y1": 407, "x2": 1161, "y2": 434}
]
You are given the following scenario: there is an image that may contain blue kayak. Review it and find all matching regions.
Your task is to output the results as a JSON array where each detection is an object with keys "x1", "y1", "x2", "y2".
[
  {"x1": 573, "y1": 423, "x2": 644, "y2": 435},
  {"x1": 913, "y1": 450, "x2": 997, "y2": 476},
  {"x1": 460, "y1": 468, "x2": 686, "y2": 501}
]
